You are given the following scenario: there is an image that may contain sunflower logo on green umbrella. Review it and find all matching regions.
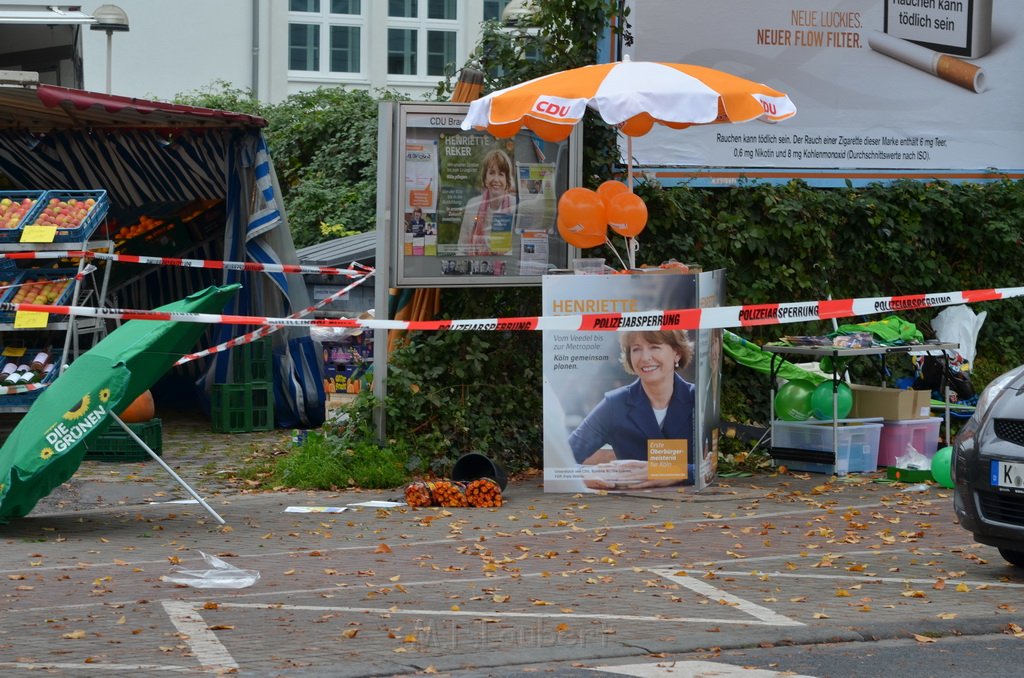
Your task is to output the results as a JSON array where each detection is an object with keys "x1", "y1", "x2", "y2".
[
  {"x1": 39, "y1": 447, "x2": 54, "y2": 460},
  {"x1": 63, "y1": 394, "x2": 92, "y2": 421}
]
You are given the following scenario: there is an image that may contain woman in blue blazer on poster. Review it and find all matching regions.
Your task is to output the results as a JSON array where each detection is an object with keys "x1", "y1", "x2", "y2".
[{"x1": 569, "y1": 329, "x2": 695, "y2": 490}]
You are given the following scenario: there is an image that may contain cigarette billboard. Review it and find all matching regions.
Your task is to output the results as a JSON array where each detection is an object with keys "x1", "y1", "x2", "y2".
[{"x1": 625, "y1": 0, "x2": 1023, "y2": 184}]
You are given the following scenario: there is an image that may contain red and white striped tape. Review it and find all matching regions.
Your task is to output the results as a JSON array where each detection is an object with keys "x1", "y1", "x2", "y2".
[
  {"x1": 0, "y1": 381, "x2": 49, "y2": 396},
  {"x1": 173, "y1": 271, "x2": 375, "y2": 365},
  {"x1": 0, "y1": 250, "x2": 373, "y2": 278},
  {"x1": 2, "y1": 286, "x2": 1019, "y2": 333}
]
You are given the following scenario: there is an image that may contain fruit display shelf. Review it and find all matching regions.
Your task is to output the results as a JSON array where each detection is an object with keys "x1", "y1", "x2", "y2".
[
  {"x1": 0, "y1": 268, "x2": 79, "y2": 323},
  {"x1": 0, "y1": 189, "x2": 109, "y2": 244}
]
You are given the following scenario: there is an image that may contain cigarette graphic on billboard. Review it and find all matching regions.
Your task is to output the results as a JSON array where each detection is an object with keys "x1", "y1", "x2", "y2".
[{"x1": 868, "y1": 30, "x2": 986, "y2": 93}]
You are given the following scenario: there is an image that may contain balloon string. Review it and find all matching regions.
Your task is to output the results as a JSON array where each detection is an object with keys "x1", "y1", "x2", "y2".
[{"x1": 602, "y1": 236, "x2": 626, "y2": 270}]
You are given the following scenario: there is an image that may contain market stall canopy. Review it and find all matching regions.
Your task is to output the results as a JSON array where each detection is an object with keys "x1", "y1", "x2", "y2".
[
  {"x1": 0, "y1": 80, "x2": 266, "y2": 132},
  {"x1": 0, "y1": 83, "x2": 324, "y2": 428}
]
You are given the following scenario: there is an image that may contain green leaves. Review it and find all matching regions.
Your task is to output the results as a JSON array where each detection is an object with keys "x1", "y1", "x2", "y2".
[{"x1": 639, "y1": 176, "x2": 1024, "y2": 425}]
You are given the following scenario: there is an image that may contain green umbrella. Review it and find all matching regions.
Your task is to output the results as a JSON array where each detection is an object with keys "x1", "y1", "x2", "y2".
[
  {"x1": 723, "y1": 330, "x2": 827, "y2": 385},
  {"x1": 0, "y1": 284, "x2": 240, "y2": 522}
]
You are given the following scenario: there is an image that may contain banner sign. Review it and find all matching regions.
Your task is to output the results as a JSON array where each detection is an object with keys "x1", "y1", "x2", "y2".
[
  {"x1": 542, "y1": 272, "x2": 717, "y2": 493},
  {"x1": 387, "y1": 103, "x2": 581, "y2": 287},
  {"x1": 626, "y1": 0, "x2": 1022, "y2": 182}
]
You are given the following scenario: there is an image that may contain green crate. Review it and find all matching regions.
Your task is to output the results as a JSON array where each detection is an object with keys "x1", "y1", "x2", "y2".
[
  {"x1": 211, "y1": 382, "x2": 274, "y2": 433},
  {"x1": 83, "y1": 418, "x2": 163, "y2": 463},
  {"x1": 231, "y1": 337, "x2": 273, "y2": 383}
]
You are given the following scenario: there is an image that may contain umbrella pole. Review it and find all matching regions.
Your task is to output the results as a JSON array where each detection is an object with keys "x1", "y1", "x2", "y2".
[
  {"x1": 110, "y1": 413, "x2": 227, "y2": 525},
  {"x1": 625, "y1": 135, "x2": 636, "y2": 270}
]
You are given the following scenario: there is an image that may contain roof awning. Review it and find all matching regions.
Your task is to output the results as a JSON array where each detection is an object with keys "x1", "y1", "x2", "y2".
[
  {"x1": 0, "y1": 83, "x2": 267, "y2": 131},
  {"x1": 0, "y1": 5, "x2": 95, "y2": 25}
]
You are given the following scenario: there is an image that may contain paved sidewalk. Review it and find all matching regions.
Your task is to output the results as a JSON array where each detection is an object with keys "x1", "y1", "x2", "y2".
[{"x1": 2, "y1": 417, "x2": 1023, "y2": 677}]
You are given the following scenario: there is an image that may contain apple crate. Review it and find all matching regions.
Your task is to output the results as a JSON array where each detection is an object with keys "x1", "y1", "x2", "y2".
[
  {"x1": 24, "y1": 190, "x2": 109, "y2": 243},
  {"x1": 0, "y1": 268, "x2": 79, "y2": 323},
  {"x1": 0, "y1": 191, "x2": 46, "y2": 242}
]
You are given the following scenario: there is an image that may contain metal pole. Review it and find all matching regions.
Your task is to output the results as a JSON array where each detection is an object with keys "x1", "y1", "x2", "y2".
[
  {"x1": 111, "y1": 412, "x2": 226, "y2": 524},
  {"x1": 104, "y1": 30, "x2": 113, "y2": 93}
]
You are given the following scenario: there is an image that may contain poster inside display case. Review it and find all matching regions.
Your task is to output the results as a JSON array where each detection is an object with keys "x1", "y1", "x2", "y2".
[{"x1": 386, "y1": 102, "x2": 580, "y2": 287}]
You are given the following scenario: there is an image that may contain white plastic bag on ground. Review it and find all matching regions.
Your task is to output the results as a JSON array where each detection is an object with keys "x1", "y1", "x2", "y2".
[
  {"x1": 894, "y1": 443, "x2": 930, "y2": 470},
  {"x1": 162, "y1": 551, "x2": 260, "y2": 589}
]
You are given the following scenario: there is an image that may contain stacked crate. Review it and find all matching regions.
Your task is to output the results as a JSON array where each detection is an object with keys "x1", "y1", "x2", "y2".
[
  {"x1": 211, "y1": 338, "x2": 274, "y2": 433},
  {"x1": 83, "y1": 419, "x2": 163, "y2": 462}
]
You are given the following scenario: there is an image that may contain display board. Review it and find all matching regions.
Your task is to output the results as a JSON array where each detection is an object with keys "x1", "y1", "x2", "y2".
[
  {"x1": 624, "y1": 0, "x2": 1023, "y2": 184},
  {"x1": 381, "y1": 102, "x2": 580, "y2": 287},
  {"x1": 542, "y1": 270, "x2": 724, "y2": 493}
]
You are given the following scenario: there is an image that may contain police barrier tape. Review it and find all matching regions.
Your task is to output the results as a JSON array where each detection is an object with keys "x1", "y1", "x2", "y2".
[
  {"x1": 172, "y1": 271, "x2": 375, "y2": 365},
  {"x1": 0, "y1": 285, "x2": 1019, "y2": 334},
  {"x1": 0, "y1": 250, "x2": 373, "y2": 278},
  {"x1": 0, "y1": 271, "x2": 373, "y2": 394},
  {"x1": 0, "y1": 264, "x2": 97, "y2": 299}
]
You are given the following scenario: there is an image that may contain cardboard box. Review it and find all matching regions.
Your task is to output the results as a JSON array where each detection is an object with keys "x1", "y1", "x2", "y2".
[{"x1": 850, "y1": 384, "x2": 932, "y2": 421}]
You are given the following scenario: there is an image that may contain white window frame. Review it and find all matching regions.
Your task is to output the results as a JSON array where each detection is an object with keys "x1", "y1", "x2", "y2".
[
  {"x1": 386, "y1": 0, "x2": 462, "y2": 85},
  {"x1": 287, "y1": 0, "x2": 369, "y2": 84}
]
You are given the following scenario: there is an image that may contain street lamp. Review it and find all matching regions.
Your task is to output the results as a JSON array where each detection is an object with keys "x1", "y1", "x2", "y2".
[{"x1": 89, "y1": 4, "x2": 130, "y2": 94}]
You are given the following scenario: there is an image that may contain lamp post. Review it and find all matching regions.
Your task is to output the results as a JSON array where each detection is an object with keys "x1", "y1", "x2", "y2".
[{"x1": 89, "y1": 4, "x2": 130, "y2": 94}]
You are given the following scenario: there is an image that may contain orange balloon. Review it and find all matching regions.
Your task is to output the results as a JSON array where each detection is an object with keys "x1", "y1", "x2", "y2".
[
  {"x1": 557, "y1": 188, "x2": 607, "y2": 248},
  {"x1": 607, "y1": 192, "x2": 648, "y2": 238},
  {"x1": 618, "y1": 113, "x2": 655, "y2": 137},
  {"x1": 596, "y1": 180, "x2": 629, "y2": 207}
]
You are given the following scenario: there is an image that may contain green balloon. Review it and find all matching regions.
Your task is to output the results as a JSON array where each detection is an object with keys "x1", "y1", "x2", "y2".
[
  {"x1": 811, "y1": 381, "x2": 853, "y2": 420},
  {"x1": 931, "y1": 446, "x2": 954, "y2": 488},
  {"x1": 775, "y1": 379, "x2": 815, "y2": 421}
]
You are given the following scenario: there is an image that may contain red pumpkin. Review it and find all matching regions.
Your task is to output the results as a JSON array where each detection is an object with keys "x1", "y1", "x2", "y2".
[{"x1": 119, "y1": 389, "x2": 155, "y2": 423}]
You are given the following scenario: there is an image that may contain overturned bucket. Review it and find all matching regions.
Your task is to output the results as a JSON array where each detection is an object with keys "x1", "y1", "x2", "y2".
[{"x1": 451, "y1": 452, "x2": 508, "y2": 491}]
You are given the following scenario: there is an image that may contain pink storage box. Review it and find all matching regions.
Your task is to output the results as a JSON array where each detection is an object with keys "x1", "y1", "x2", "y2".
[{"x1": 878, "y1": 417, "x2": 942, "y2": 467}]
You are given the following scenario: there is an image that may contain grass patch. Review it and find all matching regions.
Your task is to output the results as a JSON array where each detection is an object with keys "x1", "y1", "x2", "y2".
[{"x1": 272, "y1": 431, "x2": 413, "y2": 490}]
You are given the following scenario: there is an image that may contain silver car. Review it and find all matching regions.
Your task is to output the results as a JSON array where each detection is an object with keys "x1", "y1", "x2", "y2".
[{"x1": 953, "y1": 365, "x2": 1024, "y2": 567}]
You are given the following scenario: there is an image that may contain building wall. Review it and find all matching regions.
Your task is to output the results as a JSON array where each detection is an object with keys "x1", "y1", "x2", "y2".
[{"x1": 79, "y1": 0, "x2": 496, "y2": 103}]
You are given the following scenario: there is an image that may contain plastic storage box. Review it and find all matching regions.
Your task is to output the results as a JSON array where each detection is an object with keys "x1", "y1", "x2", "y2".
[
  {"x1": 83, "y1": 418, "x2": 163, "y2": 462},
  {"x1": 877, "y1": 417, "x2": 942, "y2": 468},
  {"x1": 771, "y1": 418, "x2": 883, "y2": 475}
]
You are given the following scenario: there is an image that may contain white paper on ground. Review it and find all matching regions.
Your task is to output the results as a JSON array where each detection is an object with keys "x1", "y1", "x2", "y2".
[{"x1": 284, "y1": 506, "x2": 349, "y2": 513}]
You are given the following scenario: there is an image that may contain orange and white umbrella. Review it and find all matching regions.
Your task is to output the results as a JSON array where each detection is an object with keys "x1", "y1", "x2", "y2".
[
  {"x1": 461, "y1": 59, "x2": 795, "y2": 144},
  {"x1": 460, "y1": 58, "x2": 796, "y2": 268}
]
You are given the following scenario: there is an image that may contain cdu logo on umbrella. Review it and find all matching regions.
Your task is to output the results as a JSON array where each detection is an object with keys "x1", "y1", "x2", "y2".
[{"x1": 531, "y1": 96, "x2": 587, "y2": 122}]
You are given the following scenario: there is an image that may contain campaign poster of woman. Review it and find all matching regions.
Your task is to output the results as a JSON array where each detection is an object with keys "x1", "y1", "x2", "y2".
[
  {"x1": 435, "y1": 134, "x2": 517, "y2": 257},
  {"x1": 542, "y1": 272, "x2": 706, "y2": 493}
]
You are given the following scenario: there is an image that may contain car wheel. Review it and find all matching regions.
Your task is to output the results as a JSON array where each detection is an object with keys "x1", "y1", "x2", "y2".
[{"x1": 998, "y1": 548, "x2": 1024, "y2": 567}]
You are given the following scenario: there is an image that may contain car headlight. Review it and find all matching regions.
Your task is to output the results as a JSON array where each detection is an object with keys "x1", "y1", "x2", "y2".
[{"x1": 973, "y1": 364, "x2": 1024, "y2": 418}]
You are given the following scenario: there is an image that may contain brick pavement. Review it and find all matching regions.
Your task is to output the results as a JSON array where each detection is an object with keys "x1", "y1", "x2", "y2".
[{"x1": 3, "y1": 417, "x2": 1024, "y2": 676}]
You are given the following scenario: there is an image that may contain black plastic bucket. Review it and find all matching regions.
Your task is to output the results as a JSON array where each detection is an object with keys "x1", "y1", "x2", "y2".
[{"x1": 451, "y1": 452, "x2": 508, "y2": 491}]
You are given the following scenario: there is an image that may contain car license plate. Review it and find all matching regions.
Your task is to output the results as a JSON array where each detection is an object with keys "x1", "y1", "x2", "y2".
[{"x1": 991, "y1": 460, "x2": 1024, "y2": 489}]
